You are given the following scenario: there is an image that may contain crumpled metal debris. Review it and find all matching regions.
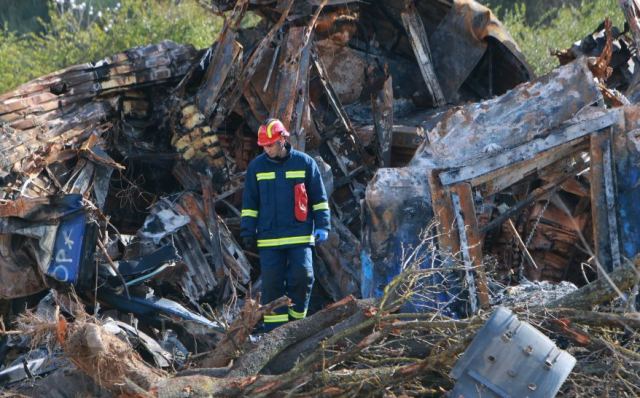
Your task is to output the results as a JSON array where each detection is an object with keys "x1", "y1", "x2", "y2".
[{"x1": 1, "y1": 0, "x2": 640, "y2": 395}]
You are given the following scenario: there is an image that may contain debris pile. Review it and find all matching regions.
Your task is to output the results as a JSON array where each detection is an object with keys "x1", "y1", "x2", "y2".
[{"x1": 1, "y1": 0, "x2": 639, "y2": 397}]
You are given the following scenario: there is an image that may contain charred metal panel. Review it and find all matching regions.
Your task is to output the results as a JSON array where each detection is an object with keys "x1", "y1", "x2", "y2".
[
  {"x1": 439, "y1": 109, "x2": 621, "y2": 187},
  {"x1": 427, "y1": 59, "x2": 602, "y2": 169},
  {"x1": 429, "y1": 0, "x2": 489, "y2": 102},
  {"x1": 140, "y1": 192, "x2": 251, "y2": 305}
]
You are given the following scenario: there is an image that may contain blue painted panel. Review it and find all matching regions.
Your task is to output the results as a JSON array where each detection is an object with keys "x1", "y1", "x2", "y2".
[
  {"x1": 614, "y1": 135, "x2": 640, "y2": 259},
  {"x1": 45, "y1": 194, "x2": 87, "y2": 284}
]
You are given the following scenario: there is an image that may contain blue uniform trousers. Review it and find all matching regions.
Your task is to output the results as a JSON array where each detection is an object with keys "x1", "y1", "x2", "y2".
[{"x1": 260, "y1": 246, "x2": 314, "y2": 330}]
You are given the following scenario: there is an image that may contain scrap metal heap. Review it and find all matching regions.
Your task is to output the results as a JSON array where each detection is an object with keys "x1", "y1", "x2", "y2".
[{"x1": 0, "y1": 0, "x2": 640, "y2": 397}]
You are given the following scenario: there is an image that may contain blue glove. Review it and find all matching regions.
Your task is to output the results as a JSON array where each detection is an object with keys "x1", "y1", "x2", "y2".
[{"x1": 314, "y1": 228, "x2": 329, "y2": 243}]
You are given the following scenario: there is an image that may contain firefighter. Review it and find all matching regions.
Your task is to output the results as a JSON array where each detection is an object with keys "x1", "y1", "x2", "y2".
[{"x1": 240, "y1": 118, "x2": 330, "y2": 330}]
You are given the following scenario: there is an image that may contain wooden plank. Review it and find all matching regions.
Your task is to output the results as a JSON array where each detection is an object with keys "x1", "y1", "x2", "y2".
[
  {"x1": 451, "y1": 183, "x2": 490, "y2": 310},
  {"x1": 428, "y1": 171, "x2": 459, "y2": 254},
  {"x1": 590, "y1": 131, "x2": 614, "y2": 273},
  {"x1": 450, "y1": 190, "x2": 478, "y2": 314},
  {"x1": 439, "y1": 109, "x2": 622, "y2": 186},
  {"x1": 400, "y1": 1, "x2": 445, "y2": 107}
]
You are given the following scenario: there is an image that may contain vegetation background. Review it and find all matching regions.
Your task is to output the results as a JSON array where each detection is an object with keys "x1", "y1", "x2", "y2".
[{"x1": 0, "y1": 0, "x2": 627, "y2": 93}]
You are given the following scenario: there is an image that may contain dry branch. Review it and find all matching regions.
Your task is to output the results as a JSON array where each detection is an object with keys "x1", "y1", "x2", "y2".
[{"x1": 546, "y1": 261, "x2": 640, "y2": 309}]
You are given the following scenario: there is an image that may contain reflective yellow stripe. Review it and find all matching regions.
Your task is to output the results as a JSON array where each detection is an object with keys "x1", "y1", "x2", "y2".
[
  {"x1": 288, "y1": 308, "x2": 307, "y2": 319},
  {"x1": 266, "y1": 119, "x2": 278, "y2": 138},
  {"x1": 264, "y1": 314, "x2": 288, "y2": 323},
  {"x1": 241, "y1": 209, "x2": 258, "y2": 217},
  {"x1": 256, "y1": 172, "x2": 275, "y2": 181},
  {"x1": 312, "y1": 202, "x2": 330, "y2": 211},
  {"x1": 257, "y1": 235, "x2": 315, "y2": 248},
  {"x1": 285, "y1": 170, "x2": 305, "y2": 179}
]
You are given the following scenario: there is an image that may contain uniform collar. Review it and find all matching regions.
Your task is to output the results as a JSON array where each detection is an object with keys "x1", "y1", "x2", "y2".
[{"x1": 266, "y1": 142, "x2": 292, "y2": 163}]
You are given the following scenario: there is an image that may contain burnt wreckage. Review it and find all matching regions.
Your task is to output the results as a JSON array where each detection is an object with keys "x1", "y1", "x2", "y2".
[{"x1": 1, "y1": 0, "x2": 640, "y2": 396}]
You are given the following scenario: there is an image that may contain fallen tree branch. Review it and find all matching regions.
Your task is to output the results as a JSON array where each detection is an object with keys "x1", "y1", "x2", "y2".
[
  {"x1": 545, "y1": 308, "x2": 640, "y2": 330},
  {"x1": 546, "y1": 261, "x2": 640, "y2": 309},
  {"x1": 200, "y1": 296, "x2": 290, "y2": 368},
  {"x1": 228, "y1": 295, "x2": 360, "y2": 378}
]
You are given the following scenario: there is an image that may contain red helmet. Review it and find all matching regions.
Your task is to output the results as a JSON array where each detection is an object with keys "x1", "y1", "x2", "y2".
[{"x1": 257, "y1": 118, "x2": 289, "y2": 146}]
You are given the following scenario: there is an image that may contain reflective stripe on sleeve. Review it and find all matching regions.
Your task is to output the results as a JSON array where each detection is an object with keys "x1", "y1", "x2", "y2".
[
  {"x1": 312, "y1": 201, "x2": 330, "y2": 211},
  {"x1": 285, "y1": 170, "x2": 306, "y2": 179},
  {"x1": 241, "y1": 209, "x2": 258, "y2": 217},
  {"x1": 257, "y1": 235, "x2": 315, "y2": 248}
]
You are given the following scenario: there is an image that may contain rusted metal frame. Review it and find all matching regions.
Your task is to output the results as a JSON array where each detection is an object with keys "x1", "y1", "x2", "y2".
[
  {"x1": 196, "y1": 0, "x2": 249, "y2": 118},
  {"x1": 450, "y1": 183, "x2": 490, "y2": 310},
  {"x1": 602, "y1": 128, "x2": 622, "y2": 269},
  {"x1": 590, "y1": 131, "x2": 615, "y2": 273},
  {"x1": 439, "y1": 109, "x2": 622, "y2": 186},
  {"x1": 400, "y1": 1, "x2": 446, "y2": 107},
  {"x1": 371, "y1": 72, "x2": 394, "y2": 167}
]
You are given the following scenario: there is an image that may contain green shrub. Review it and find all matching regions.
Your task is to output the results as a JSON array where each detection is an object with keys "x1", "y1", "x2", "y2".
[
  {"x1": 0, "y1": 0, "x2": 226, "y2": 93},
  {"x1": 499, "y1": 0, "x2": 625, "y2": 76}
]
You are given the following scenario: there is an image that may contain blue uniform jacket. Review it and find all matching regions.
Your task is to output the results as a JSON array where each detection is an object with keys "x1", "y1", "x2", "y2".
[{"x1": 240, "y1": 147, "x2": 331, "y2": 249}]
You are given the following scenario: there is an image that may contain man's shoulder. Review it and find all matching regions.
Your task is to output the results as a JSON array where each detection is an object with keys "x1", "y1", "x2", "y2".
[{"x1": 290, "y1": 149, "x2": 316, "y2": 165}]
